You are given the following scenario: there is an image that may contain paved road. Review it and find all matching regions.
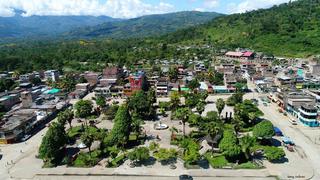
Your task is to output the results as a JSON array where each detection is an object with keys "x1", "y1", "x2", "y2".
[
  {"x1": 246, "y1": 80, "x2": 320, "y2": 179},
  {"x1": 36, "y1": 175, "x2": 275, "y2": 180}
]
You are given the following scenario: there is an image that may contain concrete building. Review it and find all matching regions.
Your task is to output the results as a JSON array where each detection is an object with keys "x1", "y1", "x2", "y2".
[
  {"x1": 44, "y1": 70, "x2": 59, "y2": 82},
  {"x1": 0, "y1": 94, "x2": 20, "y2": 110},
  {"x1": 156, "y1": 79, "x2": 168, "y2": 96},
  {"x1": 298, "y1": 105, "x2": 319, "y2": 127}
]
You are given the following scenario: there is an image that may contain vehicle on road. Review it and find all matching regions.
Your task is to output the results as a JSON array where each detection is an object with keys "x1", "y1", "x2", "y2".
[
  {"x1": 179, "y1": 174, "x2": 193, "y2": 180},
  {"x1": 282, "y1": 136, "x2": 295, "y2": 146},
  {"x1": 289, "y1": 118, "x2": 297, "y2": 125}
]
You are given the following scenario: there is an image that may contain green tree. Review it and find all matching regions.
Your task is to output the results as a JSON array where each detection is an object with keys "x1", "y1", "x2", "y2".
[
  {"x1": 95, "y1": 96, "x2": 106, "y2": 108},
  {"x1": 105, "y1": 105, "x2": 132, "y2": 146},
  {"x1": 239, "y1": 135, "x2": 256, "y2": 160},
  {"x1": 81, "y1": 131, "x2": 94, "y2": 156},
  {"x1": 253, "y1": 120, "x2": 275, "y2": 140},
  {"x1": 147, "y1": 88, "x2": 157, "y2": 104},
  {"x1": 196, "y1": 101, "x2": 206, "y2": 115},
  {"x1": 234, "y1": 100, "x2": 264, "y2": 126},
  {"x1": 57, "y1": 109, "x2": 74, "y2": 128},
  {"x1": 168, "y1": 66, "x2": 178, "y2": 82},
  {"x1": 232, "y1": 115, "x2": 244, "y2": 134},
  {"x1": 226, "y1": 93, "x2": 243, "y2": 106},
  {"x1": 30, "y1": 77, "x2": 42, "y2": 86},
  {"x1": 175, "y1": 107, "x2": 191, "y2": 137},
  {"x1": 219, "y1": 130, "x2": 241, "y2": 159},
  {"x1": 128, "y1": 147, "x2": 150, "y2": 164},
  {"x1": 170, "y1": 91, "x2": 180, "y2": 110},
  {"x1": 153, "y1": 148, "x2": 177, "y2": 164},
  {"x1": 128, "y1": 90, "x2": 153, "y2": 119},
  {"x1": 38, "y1": 122, "x2": 67, "y2": 165},
  {"x1": 204, "y1": 121, "x2": 223, "y2": 151},
  {"x1": 188, "y1": 79, "x2": 200, "y2": 92},
  {"x1": 74, "y1": 100, "x2": 93, "y2": 119},
  {"x1": 216, "y1": 98, "x2": 225, "y2": 117}
]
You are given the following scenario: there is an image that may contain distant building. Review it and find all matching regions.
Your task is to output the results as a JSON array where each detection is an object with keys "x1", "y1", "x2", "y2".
[
  {"x1": 156, "y1": 78, "x2": 168, "y2": 96},
  {"x1": 83, "y1": 72, "x2": 100, "y2": 87},
  {"x1": 0, "y1": 94, "x2": 20, "y2": 110},
  {"x1": 44, "y1": 70, "x2": 59, "y2": 82},
  {"x1": 123, "y1": 71, "x2": 148, "y2": 96},
  {"x1": 101, "y1": 67, "x2": 122, "y2": 86}
]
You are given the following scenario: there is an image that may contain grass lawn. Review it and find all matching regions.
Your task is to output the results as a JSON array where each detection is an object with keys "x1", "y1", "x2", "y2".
[{"x1": 205, "y1": 153, "x2": 228, "y2": 168}]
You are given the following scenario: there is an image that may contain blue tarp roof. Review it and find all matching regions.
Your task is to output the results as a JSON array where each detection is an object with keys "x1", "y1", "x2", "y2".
[{"x1": 274, "y1": 127, "x2": 282, "y2": 133}]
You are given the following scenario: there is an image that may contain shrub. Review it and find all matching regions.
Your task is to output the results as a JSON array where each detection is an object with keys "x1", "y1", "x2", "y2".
[
  {"x1": 107, "y1": 154, "x2": 126, "y2": 168},
  {"x1": 264, "y1": 146, "x2": 285, "y2": 162},
  {"x1": 73, "y1": 150, "x2": 101, "y2": 167}
]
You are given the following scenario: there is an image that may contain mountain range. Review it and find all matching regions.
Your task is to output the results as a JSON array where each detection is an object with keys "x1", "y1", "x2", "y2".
[
  {"x1": 66, "y1": 11, "x2": 223, "y2": 39},
  {"x1": 0, "y1": 11, "x2": 223, "y2": 41}
]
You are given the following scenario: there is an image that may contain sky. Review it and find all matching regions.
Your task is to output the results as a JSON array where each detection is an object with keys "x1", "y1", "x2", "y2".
[{"x1": 0, "y1": 0, "x2": 292, "y2": 18}]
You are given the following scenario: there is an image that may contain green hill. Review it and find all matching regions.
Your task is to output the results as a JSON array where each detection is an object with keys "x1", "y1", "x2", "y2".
[
  {"x1": 163, "y1": 0, "x2": 320, "y2": 57},
  {"x1": 66, "y1": 11, "x2": 223, "y2": 39}
]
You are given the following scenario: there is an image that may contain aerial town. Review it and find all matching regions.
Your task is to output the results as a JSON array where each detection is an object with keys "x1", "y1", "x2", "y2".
[{"x1": 1, "y1": 48, "x2": 320, "y2": 180}]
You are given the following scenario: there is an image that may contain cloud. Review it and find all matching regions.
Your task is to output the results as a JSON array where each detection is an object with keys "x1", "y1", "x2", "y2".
[
  {"x1": 227, "y1": 0, "x2": 293, "y2": 14},
  {"x1": 203, "y1": 0, "x2": 219, "y2": 9},
  {"x1": 0, "y1": 0, "x2": 175, "y2": 18}
]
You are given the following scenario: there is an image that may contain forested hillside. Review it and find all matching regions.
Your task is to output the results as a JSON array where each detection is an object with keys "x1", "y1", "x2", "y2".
[
  {"x1": 66, "y1": 11, "x2": 223, "y2": 39},
  {"x1": 163, "y1": 0, "x2": 320, "y2": 57}
]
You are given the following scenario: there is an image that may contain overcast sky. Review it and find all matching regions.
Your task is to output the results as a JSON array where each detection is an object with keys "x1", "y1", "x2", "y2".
[{"x1": 0, "y1": 0, "x2": 292, "y2": 18}]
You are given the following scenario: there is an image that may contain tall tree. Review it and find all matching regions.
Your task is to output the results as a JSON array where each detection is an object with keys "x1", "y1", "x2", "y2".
[
  {"x1": 81, "y1": 131, "x2": 94, "y2": 156},
  {"x1": 175, "y1": 107, "x2": 190, "y2": 137},
  {"x1": 170, "y1": 91, "x2": 180, "y2": 110},
  {"x1": 38, "y1": 122, "x2": 67, "y2": 165},
  {"x1": 105, "y1": 105, "x2": 132, "y2": 146},
  {"x1": 216, "y1": 98, "x2": 225, "y2": 117}
]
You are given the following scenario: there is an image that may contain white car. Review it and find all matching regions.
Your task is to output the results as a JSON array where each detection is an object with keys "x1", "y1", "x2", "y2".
[{"x1": 289, "y1": 118, "x2": 297, "y2": 125}]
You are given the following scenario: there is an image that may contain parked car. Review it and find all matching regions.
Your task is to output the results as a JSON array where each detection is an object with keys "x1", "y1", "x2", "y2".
[
  {"x1": 179, "y1": 174, "x2": 193, "y2": 180},
  {"x1": 289, "y1": 118, "x2": 297, "y2": 125}
]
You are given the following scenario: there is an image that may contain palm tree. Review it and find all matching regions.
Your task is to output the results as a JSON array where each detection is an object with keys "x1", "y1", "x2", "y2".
[
  {"x1": 239, "y1": 135, "x2": 256, "y2": 160},
  {"x1": 232, "y1": 115, "x2": 244, "y2": 135},
  {"x1": 81, "y1": 131, "x2": 94, "y2": 156},
  {"x1": 175, "y1": 108, "x2": 190, "y2": 137},
  {"x1": 205, "y1": 121, "x2": 222, "y2": 151},
  {"x1": 216, "y1": 98, "x2": 225, "y2": 117}
]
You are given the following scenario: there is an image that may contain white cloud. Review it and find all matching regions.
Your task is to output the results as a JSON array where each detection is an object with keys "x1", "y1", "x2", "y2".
[
  {"x1": 227, "y1": 0, "x2": 293, "y2": 14},
  {"x1": 0, "y1": 0, "x2": 175, "y2": 18},
  {"x1": 203, "y1": 0, "x2": 219, "y2": 9}
]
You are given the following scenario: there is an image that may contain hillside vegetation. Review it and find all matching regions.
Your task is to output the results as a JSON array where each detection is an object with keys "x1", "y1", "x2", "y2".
[{"x1": 163, "y1": 0, "x2": 320, "y2": 57}]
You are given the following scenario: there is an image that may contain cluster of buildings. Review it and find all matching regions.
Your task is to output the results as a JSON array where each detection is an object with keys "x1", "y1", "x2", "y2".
[{"x1": 0, "y1": 70, "x2": 69, "y2": 144}]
